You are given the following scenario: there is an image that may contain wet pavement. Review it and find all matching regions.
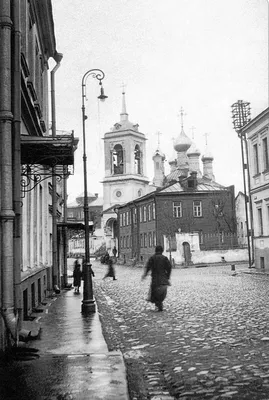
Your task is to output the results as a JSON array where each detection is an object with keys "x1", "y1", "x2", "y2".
[
  {"x1": 0, "y1": 274, "x2": 129, "y2": 400},
  {"x1": 92, "y1": 261, "x2": 269, "y2": 399}
]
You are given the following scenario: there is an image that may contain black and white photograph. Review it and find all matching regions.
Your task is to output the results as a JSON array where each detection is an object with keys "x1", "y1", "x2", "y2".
[{"x1": 0, "y1": 0, "x2": 268, "y2": 399}]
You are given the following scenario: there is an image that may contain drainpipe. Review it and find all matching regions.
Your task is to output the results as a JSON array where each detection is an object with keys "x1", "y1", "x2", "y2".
[
  {"x1": 0, "y1": 0, "x2": 18, "y2": 344},
  {"x1": 51, "y1": 52, "x2": 63, "y2": 289},
  {"x1": 63, "y1": 164, "x2": 68, "y2": 286},
  {"x1": 12, "y1": 0, "x2": 22, "y2": 330}
]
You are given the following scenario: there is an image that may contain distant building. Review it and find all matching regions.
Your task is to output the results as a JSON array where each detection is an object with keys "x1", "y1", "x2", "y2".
[
  {"x1": 101, "y1": 96, "x2": 240, "y2": 263},
  {"x1": 235, "y1": 191, "x2": 249, "y2": 247},
  {"x1": 241, "y1": 107, "x2": 269, "y2": 269},
  {"x1": 67, "y1": 193, "x2": 104, "y2": 256},
  {"x1": 101, "y1": 91, "x2": 155, "y2": 251},
  {"x1": 118, "y1": 173, "x2": 237, "y2": 264}
]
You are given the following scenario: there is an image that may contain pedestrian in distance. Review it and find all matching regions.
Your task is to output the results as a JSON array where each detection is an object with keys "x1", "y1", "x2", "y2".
[
  {"x1": 73, "y1": 259, "x2": 82, "y2": 293},
  {"x1": 141, "y1": 245, "x2": 172, "y2": 311},
  {"x1": 112, "y1": 246, "x2": 117, "y2": 258},
  {"x1": 103, "y1": 255, "x2": 117, "y2": 281}
]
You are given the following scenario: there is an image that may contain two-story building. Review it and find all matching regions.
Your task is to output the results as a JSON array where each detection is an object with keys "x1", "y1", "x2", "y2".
[
  {"x1": 241, "y1": 107, "x2": 269, "y2": 269},
  {"x1": 118, "y1": 172, "x2": 237, "y2": 264}
]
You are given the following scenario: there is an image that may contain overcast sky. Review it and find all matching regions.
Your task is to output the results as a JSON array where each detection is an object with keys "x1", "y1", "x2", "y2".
[{"x1": 51, "y1": 0, "x2": 268, "y2": 203}]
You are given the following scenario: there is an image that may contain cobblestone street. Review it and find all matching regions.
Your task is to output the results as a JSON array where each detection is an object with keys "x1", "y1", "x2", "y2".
[{"x1": 92, "y1": 261, "x2": 269, "y2": 400}]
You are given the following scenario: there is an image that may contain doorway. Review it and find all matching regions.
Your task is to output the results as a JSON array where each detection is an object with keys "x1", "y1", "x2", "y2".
[{"x1": 183, "y1": 242, "x2": 192, "y2": 265}]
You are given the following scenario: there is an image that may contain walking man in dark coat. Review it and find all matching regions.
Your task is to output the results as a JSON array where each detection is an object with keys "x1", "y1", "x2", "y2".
[{"x1": 142, "y1": 245, "x2": 172, "y2": 311}]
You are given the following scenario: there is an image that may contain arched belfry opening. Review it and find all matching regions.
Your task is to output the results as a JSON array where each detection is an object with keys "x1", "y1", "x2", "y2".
[
  {"x1": 134, "y1": 144, "x2": 142, "y2": 174},
  {"x1": 112, "y1": 144, "x2": 124, "y2": 175}
]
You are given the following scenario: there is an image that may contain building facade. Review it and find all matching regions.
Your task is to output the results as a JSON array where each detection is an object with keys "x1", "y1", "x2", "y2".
[
  {"x1": 235, "y1": 191, "x2": 249, "y2": 248},
  {"x1": 118, "y1": 173, "x2": 237, "y2": 264},
  {"x1": 102, "y1": 91, "x2": 154, "y2": 251},
  {"x1": 242, "y1": 107, "x2": 269, "y2": 269},
  {"x1": 0, "y1": 0, "x2": 77, "y2": 351},
  {"x1": 67, "y1": 192, "x2": 104, "y2": 257}
]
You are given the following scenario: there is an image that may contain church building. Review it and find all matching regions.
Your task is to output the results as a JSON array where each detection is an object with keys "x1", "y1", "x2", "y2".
[
  {"x1": 101, "y1": 91, "x2": 155, "y2": 249},
  {"x1": 113, "y1": 106, "x2": 237, "y2": 264}
]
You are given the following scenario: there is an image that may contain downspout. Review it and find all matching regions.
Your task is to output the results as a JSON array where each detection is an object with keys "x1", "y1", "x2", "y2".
[
  {"x1": 51, "y1": 52, "x2": 63, "y2": 289},
  {"x1": 63, "y1": 164, "x2": 68, "y2": 287},
  {"x1": 0, "y1": 0, "x2": 18, "y2": 344},
  {"x1": 12, "y1": 0, "x2": 22, "y2": 330}
]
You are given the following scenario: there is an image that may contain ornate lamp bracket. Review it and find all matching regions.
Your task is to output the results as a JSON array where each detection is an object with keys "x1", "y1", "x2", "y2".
[{"x1": 21, "y1": 164, "x2": 72, "y2": 198}]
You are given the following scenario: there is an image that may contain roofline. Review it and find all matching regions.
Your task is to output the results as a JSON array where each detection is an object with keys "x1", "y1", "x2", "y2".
[{"x1": 240, "y1": 107, "x2": 269, "y2": 133}]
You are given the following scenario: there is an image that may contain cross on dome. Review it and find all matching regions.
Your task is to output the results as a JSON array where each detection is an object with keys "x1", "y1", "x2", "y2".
[{"x1": 177, "y1": 106, "x2": 187, "y2": 130}]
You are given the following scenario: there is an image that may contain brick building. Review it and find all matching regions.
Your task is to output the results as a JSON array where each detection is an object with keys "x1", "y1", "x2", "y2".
[{"x1": 118, "y1": 173, "x2": 237, "y2": 263}]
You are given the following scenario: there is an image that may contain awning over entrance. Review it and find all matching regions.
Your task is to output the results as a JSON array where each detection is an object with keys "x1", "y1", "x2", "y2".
[
  {"x1": 57, "y1": 222, "x2": 85, "y2": 230},
  {"x1": 21, "y1": 134, "x2": 79, "y2": 166}
]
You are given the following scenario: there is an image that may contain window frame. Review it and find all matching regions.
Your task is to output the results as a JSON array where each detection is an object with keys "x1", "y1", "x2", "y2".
[
  {"x1": 173, "y1": 201, "x2": 182, "y2": 218},
  {"x1": 193, "y1": 200, "x2": 202, "y2": 217}
]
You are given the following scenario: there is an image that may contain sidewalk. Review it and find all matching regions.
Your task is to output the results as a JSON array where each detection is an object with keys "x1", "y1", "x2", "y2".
[{"x1": 0, "y1": 284, "x2": 129, "y2": 400}]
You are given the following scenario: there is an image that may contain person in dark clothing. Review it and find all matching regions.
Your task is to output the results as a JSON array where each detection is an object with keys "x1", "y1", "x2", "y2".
[
  {"x1": 141, "y1": 245, "x2": 172, "y2": 311},
  {"x1": 103, "y1": 256, "x2": 117, "y2": 281},
  {"x1": 112, "y1": 246, "x2": 117, "y2": 257},
  {"x1": 73, "y1": 260, "x2": 82, "y2": 293}
]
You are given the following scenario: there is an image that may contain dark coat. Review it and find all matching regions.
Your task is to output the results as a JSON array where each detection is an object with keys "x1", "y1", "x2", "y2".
[
  {"x1": 73, "y1": 265, "x2": 82, "y2": 287},
  {"x1": 144, "y1": 252, "x2": 172, "y2": 287}
]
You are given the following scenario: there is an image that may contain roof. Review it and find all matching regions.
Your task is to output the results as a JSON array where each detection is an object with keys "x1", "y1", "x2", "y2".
[
  {"x1": 102, "y1": 204, "x2": 121, "y2": 214},
  {"x1": 161, "y1": 178, "x2": 227, "y2": 194},
  {"x1": 67, "y1": 197, "x2": 103, "y2": 208},
  {"x1": 21, "y1": 134, "x2": 79, "y2": 166}
]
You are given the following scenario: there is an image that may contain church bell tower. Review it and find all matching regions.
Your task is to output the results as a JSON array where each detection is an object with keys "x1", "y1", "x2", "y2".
[{"x1": 102, "y1": 90, "x2": 150, "y2": 211}]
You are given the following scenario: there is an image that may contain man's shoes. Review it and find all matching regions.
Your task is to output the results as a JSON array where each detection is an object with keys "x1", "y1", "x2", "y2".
[{"x1": 113, "y1": 278, "x2": 117, "y2": 280}]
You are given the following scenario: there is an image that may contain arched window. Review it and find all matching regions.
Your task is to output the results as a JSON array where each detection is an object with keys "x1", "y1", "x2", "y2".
[
  {"x1": 112, "y1": 144, "x2": 124, "y2": 174},
  {"x1": 134, "y1": 144, "x2": 141, "y2": 174}
]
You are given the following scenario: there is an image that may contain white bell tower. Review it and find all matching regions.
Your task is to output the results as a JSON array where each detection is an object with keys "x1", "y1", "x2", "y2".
[{"x1": 102, "y1": 90, "x2": 150, "y2": 211}]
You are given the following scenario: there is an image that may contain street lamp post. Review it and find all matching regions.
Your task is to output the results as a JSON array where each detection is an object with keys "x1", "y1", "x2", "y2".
[
  {"x1": 81, "y1": 69, "x2": 107, "y2": 314},
  {"x1": 231, "y1": 100, "x2": 254, "y2": 269}
]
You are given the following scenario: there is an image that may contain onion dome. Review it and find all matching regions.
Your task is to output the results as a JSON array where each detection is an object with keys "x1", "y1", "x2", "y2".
[
  {"x1": 152, "y1": 148, "x2": 165, "y2": 160},
  {"x1": 187, "y1": 141, "x2": 201, "y2": 156},
  {"x1": 201, "y1": 146, "x2": 214, "y2": 161},
  {"x1": 174, "y1": 129, "x2": 192, "y2": 153}
]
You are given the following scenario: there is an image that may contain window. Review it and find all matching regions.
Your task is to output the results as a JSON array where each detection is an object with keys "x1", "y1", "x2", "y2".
[
  {"x1": 173, "y1": 201, "x2": 182, "y2": 218},
  {"x1": 126, "y1": 211, "x2": 129, "y2": 226},
  {"x1": 148, "y1": 204, "x2": 151, "y2": 221},
  {"x1": 153, "y1": 231, "x2": 156, "y2": 246},
  {"x1": 133, "y1": 208, "x2": 137, "y2": 224},
  {"x1": 258, "y1": 208, "x2": 263, "y2": 236},
  {"x1": 193, "y1": 201, "x2": 202, "y2": 217},
  {"x1": 220, "y1": 231, "x2": 224, "y2": 243},
  {"x1": 143, "y1": 206, "x2": 147, "y2": 222},
  {"x1": 148, "y1": 232, "x2": 152, "y2": 247},
  {"x1": 134, "y1": 145, "x2": 142, "y2": 174},
  {"x1": 139, "y1": 207, "x2": 143, "y2": 222},
  {"x1": 112, "y1": 144, "x2": 124, "y2": 175},
  {"x1": 144, "y1": 233, "x2": 147, "y2": 247},
  {"x1": 140, "y1": 233, "x2": 143, "y2": 247},
  {"x1": 263, "y1": 137, "x2": 269, "y2": 170},
  {"x1": 253, "y1": 143, "x2": 259, "y2": 174},
  {"x1": 261, "y1": 257, "x2": 265, "y2": 269},
  {"x1": 120, "y1": 214, "x2": 123, "y2": 227},
  {"x1": 152, "y1": 203, "x2": 156, "y2": 220},
  {"x1": 123, "y1": 213, "x2": 126, "y2": 226},
  {"x1": 126, "y1": 236, "x2": 129, "y2": 248}
]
